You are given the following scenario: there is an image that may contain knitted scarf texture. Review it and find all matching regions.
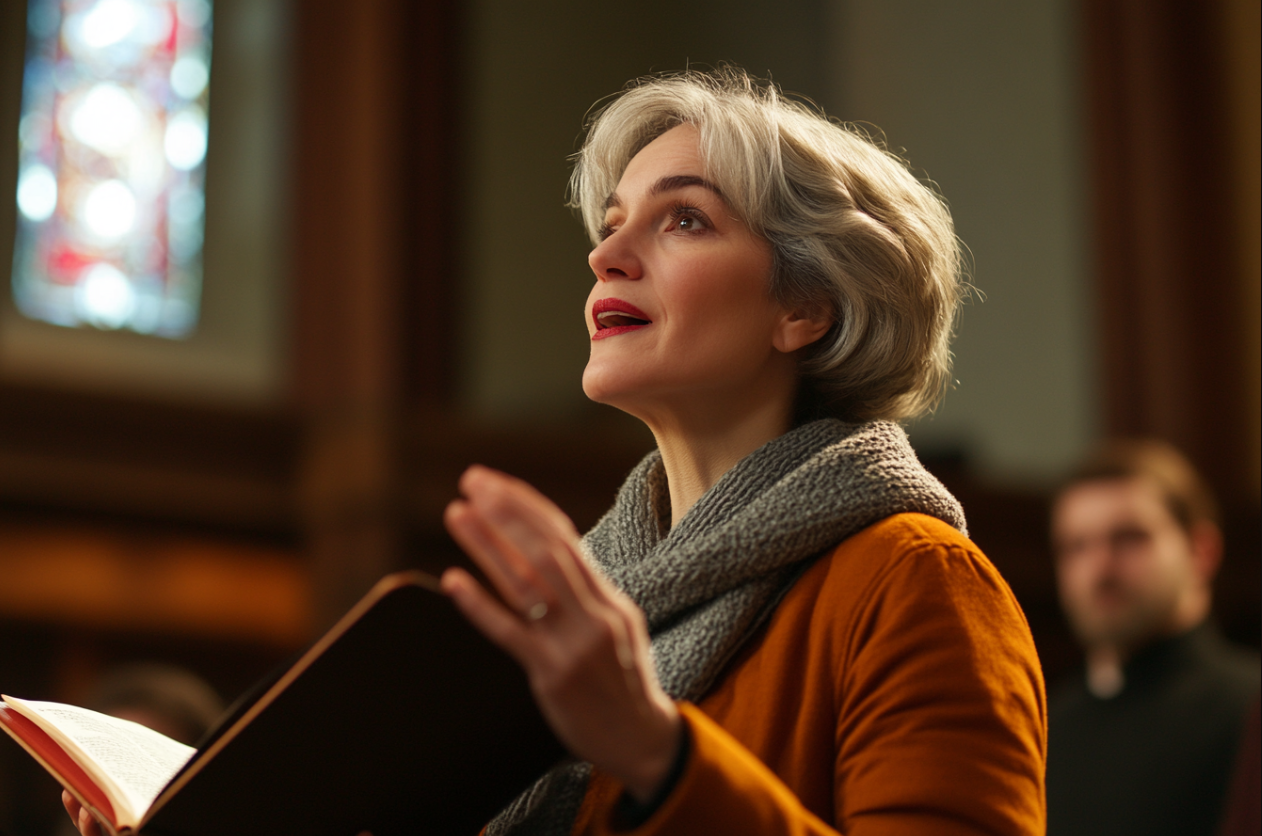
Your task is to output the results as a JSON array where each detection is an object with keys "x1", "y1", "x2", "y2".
[{"x1": 486, "y1": 419, "x2": 965, "y2": 835}]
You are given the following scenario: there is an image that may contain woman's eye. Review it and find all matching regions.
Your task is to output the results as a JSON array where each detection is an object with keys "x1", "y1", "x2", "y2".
[{"x1": 668, "y1": 204, "x2": 708, "y2": 233}]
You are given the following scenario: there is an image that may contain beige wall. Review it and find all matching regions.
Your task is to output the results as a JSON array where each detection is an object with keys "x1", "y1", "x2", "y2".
[{"x1": 832, "y1": 0, "x2": 1095, "y2": 483}]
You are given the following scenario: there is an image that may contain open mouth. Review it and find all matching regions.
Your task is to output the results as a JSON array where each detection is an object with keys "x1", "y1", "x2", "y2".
[
  {"x1": 592, "y1": 298, "x2": 652, "y2": 337},
  {"x1": 596, "y1": 311, "x2": 651, "y2": 328}
]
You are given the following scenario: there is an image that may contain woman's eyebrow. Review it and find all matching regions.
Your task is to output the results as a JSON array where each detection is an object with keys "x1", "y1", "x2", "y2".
[
  {"x1": 650, "y1": 174, "x2": 724, "y2": 199},
  {"x1": 603, "y1": 175, "x2": 725, "y2": 210}
]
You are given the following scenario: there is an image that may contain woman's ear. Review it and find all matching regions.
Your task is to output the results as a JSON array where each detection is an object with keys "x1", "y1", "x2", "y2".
[{"x1": 772, "y1": 306, "x2": 834, "y2": 354}]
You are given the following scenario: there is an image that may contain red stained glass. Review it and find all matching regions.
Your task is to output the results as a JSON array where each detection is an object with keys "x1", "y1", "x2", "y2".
[{"x1": 12, "y1": 0, "x2": 212, "y2": 337}]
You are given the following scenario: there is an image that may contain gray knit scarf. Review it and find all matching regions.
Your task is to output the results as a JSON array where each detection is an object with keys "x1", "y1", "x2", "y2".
[{"x1": 486, "y1": 419, "x2": 965, "y2": 835}]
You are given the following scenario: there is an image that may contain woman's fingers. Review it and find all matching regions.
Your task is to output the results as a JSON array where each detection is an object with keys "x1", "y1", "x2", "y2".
[
  {"x1": 79, "y1": 807, "x2": 100, "y2": 836},
  {"x1": 447, "y1": 472, "x2": 580, "y2": 619},
  {"x1": 444, "y1": 499, "x2": 547, "y2": 617},
  {"x1": 460, "y1": 465, "x2": 579, "y2": 538},
  {"x1": 62, "y1": 791, "x2": 102, "y2": 836},
  {"x1": 455, "y1": 467, "x2": 604, "y2": 609},
  {"x1": 441, "y1": 567, "x2": 540, "y2": 664},
  {"x1": 447, "y1": 467, "x2": 642, "y2": 646}
]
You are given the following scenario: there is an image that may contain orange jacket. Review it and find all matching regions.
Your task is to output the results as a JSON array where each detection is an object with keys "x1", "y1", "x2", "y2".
[{"x1": 574, "y1": 513, "x2": 1047, "y2": 835}]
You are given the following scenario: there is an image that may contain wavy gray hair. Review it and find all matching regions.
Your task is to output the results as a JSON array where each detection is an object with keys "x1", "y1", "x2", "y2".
[{"x1": 569, "y1": 68, "x2": 967, "y2": 423}]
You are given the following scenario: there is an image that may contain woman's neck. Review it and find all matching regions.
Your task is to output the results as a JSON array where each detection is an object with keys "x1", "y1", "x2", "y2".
[{"x1": 644, "y1": 390, "x2": 796, "y2": 528}]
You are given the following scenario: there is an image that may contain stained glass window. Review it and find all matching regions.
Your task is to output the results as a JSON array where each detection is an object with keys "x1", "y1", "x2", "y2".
[{"x1": 12, "y1": 0, "x2": 213, "y2": 338}]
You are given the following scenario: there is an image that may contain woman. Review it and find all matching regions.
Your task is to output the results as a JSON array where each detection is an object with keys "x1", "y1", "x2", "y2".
[
  {"x1": 443, "y1": 69, "x2": 1045, "y2": 835},
  {"x1": 66, "y1": 69, "x2": 1044, "y2": 835}
]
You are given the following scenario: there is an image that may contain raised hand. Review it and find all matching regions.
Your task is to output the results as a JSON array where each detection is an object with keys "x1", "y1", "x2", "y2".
[{"x1": 442, "y1": 465, "x2": 682, "y2": 801}]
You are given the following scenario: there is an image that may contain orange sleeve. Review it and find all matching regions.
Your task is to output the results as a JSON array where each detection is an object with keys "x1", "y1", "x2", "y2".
[
  {"x1": 591, "y1": 704, "x2": 840, "y2": 836},
  {"x1": 583, "y1": 520, "x2": 1046, "y2": 836},
  {"x1": 833, "y1": 538, "x2": 1046, "y2": 835}
]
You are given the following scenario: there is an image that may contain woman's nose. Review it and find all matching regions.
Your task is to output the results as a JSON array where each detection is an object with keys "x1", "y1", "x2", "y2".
[{"x1": 588, "y1": 231, "x2": 643, "y2": 282}]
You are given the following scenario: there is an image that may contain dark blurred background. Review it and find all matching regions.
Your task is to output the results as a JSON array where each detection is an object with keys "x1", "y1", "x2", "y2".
[{"x1": 0, "y1": 0, "x2": 1256, "y2": 833}]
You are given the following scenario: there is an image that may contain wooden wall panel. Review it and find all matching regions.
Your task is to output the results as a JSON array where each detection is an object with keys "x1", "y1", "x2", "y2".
[{"x1": 1081, "y1": 0, "x2": 1259, "y2": 503}]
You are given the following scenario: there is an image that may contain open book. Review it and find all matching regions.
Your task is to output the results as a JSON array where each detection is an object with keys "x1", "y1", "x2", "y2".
[
  {"x1": 0, "y1": 696, "x2": 195, "y2": 831},
  {"x1": 0, "y1": 572, "x2": 565, "y2": 836}
]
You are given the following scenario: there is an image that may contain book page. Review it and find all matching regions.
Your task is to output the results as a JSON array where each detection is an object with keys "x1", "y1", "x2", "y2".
[{"x1": 3, "y1": 697, "x2": 195, "y2": 823}]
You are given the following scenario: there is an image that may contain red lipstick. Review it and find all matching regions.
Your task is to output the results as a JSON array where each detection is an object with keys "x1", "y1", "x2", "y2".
[{"x1": 591, "y1": 297, "x2": 652, "y2": 340}]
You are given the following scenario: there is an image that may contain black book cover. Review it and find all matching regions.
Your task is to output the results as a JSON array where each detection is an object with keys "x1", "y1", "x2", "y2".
[{"x1": 139, "y1": 572, "x2": 565, "y2": 836}]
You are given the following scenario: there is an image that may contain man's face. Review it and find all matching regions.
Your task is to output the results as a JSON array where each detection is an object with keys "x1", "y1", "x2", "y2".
[{"x1": 1052, "y1": 477, "x2": 1200, "y2": 653}]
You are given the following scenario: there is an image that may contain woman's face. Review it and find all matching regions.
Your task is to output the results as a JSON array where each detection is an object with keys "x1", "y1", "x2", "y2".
[{"x1": 582, "y1": 124, "x2": 798, "y2": 425}]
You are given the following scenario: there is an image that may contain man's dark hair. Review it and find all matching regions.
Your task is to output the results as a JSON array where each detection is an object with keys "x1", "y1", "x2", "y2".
[{"x1": 1062, "y1": 439, "x2": 1219, "y2": 533}]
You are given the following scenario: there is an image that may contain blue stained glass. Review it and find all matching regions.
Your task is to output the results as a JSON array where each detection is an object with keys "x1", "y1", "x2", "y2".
[{"x1": 12, "y1": 0, "x2": 213, "y2": 338}]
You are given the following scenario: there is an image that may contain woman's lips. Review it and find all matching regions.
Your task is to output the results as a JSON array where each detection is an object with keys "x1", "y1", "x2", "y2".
[{"x1": 591, "y1": 297, "x2": 652, "y2": 340}]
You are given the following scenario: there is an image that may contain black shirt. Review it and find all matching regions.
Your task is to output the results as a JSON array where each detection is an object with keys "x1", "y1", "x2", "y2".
[{"x1": 1047, "y1": 622, "x2": 1260, "y2": 836}]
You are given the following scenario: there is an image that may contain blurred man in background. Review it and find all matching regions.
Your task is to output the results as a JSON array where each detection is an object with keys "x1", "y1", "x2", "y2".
[{"x1": 1046, "y1": 440, "x2": 1259, "y2": 836}]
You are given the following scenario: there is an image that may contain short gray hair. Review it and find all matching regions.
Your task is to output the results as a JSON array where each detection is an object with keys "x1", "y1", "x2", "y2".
[{"x1": 569, "y1": 68, "x2": 967, "y2": 423}]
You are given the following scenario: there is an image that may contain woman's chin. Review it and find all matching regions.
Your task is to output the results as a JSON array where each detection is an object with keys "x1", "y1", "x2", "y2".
[
  {"x1": 582, "y1": 367, "x2": 651, "y2": 415},
  {"x1": 581, "y1": 371, "x2": 623, "y2": 407}
]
